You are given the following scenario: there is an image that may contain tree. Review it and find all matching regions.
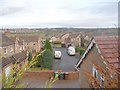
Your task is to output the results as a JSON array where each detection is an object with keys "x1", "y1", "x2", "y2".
[
  {"x1": 41, "y1": 49, "x2": 53, "y2": 69},
  {"x1": 35, "y1": 53, "x2": 42, "y2": 67},
  {"x1": 44, "y1": 39, "x2": 52, "y2": 52},
  {"x1": 28, "y1": 51, "x2": 32, "y2": 61}
]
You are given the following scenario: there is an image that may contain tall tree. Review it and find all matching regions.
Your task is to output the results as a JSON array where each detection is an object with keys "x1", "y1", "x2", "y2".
[
  {"x1": 41, "y1": 49, "x2": 53, "y2": 69},
  {"x1": 44, "y1": 39, "x2": 52, "y2": 52}
]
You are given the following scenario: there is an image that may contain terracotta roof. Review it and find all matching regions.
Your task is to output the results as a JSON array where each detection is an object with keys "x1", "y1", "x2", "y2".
[
  {"x1": 94, "y1": 36, "x2": 120, "y2": 69},
  {"x1": 2, "y1": 51, "x2": 27, "y2": 68},
  {"x1": 1, "y1": 34, "x2": 14, "y2": 47}
]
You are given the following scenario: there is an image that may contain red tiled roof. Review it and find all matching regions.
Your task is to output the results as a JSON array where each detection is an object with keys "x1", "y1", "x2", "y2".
[{"x1": 95, "y1": 36, "x2": 120, "y2": 69}]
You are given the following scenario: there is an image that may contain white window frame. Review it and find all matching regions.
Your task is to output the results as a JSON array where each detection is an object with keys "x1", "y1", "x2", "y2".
[
  {"x1": 3, "y1": 47, "x2": 7, "y2": 54},
  {"x1": 100, "y1": 74, "x2": 104, "y2": 88},
  {"x1": 92, "y1": 65, "x2": 98, "y2": 78}
]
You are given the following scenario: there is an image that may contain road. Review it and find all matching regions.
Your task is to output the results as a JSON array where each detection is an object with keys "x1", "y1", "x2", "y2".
[{"x1": 52, "y1": 47, "x2": 80, "y2": 72}]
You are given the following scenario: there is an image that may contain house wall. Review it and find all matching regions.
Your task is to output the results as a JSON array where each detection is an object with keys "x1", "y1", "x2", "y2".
[
  {"x1": 2, "y1": 63, "x2": 13, "y2": 78},
  {"x1": 17, "y1": 59, "x2": 28, "y2": 69},
  {"x1": 61, "y1": 34, "x2": 69, "y2": 44},
  {"x1": 78, "y1": 44, "x2": 106, "y2": 88},
  {"x1": 1, "y1": 45, "x2": 15, "y2": 57},
  {"x1": 24, "y1": 42, "x2": 40, "y2": 52}
]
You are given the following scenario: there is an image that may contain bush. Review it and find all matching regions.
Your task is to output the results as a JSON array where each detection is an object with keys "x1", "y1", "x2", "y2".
[
  {"x1": 75, "y1": 47, "x2": 85, "y2": 56},
  {"x1": 53, "y1": 40, "x2": 61, "y2": 44}
]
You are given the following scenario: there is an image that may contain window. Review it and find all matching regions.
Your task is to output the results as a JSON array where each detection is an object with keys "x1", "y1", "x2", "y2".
[
  {"x1": 4, "y1": 48, "x2": 7, "y2": 54},
  {"x1": 92, "y1": 65, "x2": 98, "y2": 78},
  {"x1": 100, "y1": 74, "x2": 104, "y2": 88},
  {"x1": 33, "y1": 43, "x2": 35, "y2": 45}
]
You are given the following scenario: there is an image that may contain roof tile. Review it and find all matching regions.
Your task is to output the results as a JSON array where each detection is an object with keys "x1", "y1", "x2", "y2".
[{"x1": 95, "y1": 36, "x2": 119, "y2": 69}]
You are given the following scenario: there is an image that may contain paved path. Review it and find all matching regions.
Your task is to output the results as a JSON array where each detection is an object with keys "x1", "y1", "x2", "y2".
[{"x1": 52, "y1": 47, "x2": 80, "y2": 72}]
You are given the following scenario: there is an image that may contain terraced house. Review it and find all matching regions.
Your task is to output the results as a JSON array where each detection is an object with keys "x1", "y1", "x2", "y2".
[
  {"x1": 75, "y1": 36, "x2": 120, "y2": 88},
  {"x1": 61, "y1": 32, "x2": 81, "y2": 47},
  {"x1": 1, "y1": 31, "x2": 42, "y2": 78}
]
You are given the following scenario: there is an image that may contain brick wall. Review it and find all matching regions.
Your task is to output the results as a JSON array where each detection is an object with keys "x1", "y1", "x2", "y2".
[
  {"x1": 65, "y1": 71, "x2": 79, "y2": 80},
  {"x1": 23, "y1": 70, "x2": 79, "y2": 80}
]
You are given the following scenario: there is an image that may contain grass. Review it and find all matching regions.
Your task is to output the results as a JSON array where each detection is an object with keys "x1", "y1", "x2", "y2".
[{"x1": 30, "y1": 68, "x2": 49, "y2": 70}]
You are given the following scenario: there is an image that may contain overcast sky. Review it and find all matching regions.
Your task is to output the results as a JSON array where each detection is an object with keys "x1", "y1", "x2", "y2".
[{"x1": 0, "y1": 0, "x2": 119, "y2": 28}]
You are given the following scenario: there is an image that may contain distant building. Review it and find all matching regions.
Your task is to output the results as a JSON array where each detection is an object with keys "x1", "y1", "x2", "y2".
[
  {"x1": 61, "y1": 33, "x2": 81, "y2": 47},
  {"x1": 75, "y1": 36, "x2": 120, "y2": 88},
  {"x1": 11, "y1": 35, "x2": 42, "y2": 53}
]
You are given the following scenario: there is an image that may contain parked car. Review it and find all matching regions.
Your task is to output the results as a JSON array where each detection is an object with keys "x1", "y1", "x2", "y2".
[
  {"x1": 54, "y1": 51, "x2": 61, "y2": 59},
  {"x1": 67, "y1": 46, "x2": 75, "y2": 56}
]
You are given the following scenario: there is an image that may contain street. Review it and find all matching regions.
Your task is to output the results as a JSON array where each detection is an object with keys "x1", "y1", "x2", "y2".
[{"x1": 52, "y1": 47, "x2": 80, "y2": 72}]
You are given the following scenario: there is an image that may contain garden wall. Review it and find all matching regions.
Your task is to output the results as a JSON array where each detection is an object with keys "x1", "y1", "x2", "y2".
[{"x1": 23, "y1": 70, "x2": 79, "y2": 80}]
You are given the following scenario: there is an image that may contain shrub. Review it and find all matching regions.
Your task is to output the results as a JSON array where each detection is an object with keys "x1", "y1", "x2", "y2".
[{"x1": 75, "y1": 47, "x2": 85, "y2": 55}]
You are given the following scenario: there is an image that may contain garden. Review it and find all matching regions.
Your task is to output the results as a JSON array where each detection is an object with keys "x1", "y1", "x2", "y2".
[{"x1": 29, "y1": 39, "x2": 53, "y2": 70}]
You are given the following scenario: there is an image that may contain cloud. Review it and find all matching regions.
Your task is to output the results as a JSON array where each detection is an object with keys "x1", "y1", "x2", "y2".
[
  {"x1": 0, "y1": 7, "x2": 25, "y2": 16},
  {"x1": 0, "y1": 0, "x2": 118, "y2": 28}
]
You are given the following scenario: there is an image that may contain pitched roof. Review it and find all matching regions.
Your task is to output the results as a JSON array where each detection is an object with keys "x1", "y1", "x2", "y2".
[
  {"x1": 94, "y1": 36, "x2": 120, "y2": 69},
  {"x1": 2, "y1": 57, "x2": 15, "y2": 68},
  {"x1": 76, "y1": 36, "x2": 120, "y2": 71},
  {"x1": 12, "y1": 51, "x2": 27, "y2": 63},
  {"x1": 2, "y1": 51, "x2": 27, "y2": 68},
  {"x1": 18, "y1": 36, "x2": 40, "y2": 42},
  {"x1": 1, "y1": 34, "x2": 14, "y2": 47},
  {"x1": 69, "y1": 33, "x2": 80, "y2": 38}
]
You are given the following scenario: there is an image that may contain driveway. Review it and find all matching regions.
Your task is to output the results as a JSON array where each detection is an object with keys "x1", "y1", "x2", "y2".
[{"x1": 52, "y1": 47, "x2": 80, "y2": 72}]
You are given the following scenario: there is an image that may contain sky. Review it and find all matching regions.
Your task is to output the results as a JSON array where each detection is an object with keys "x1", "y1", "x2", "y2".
[{"x1": 0, "y1": 0, "x2": 119, "y2": 28}]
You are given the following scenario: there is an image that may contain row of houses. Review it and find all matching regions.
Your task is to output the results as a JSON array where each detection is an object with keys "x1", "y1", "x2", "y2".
[
  {"x1": 50, "y1": 32, "x2": 92, "y2": 48},
  {"x1": 75, "y1": 36, "x2": 120, "y2": 88},
  {"x1": 0, "y1": 31, "x2": 42, "y2": 78}
]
